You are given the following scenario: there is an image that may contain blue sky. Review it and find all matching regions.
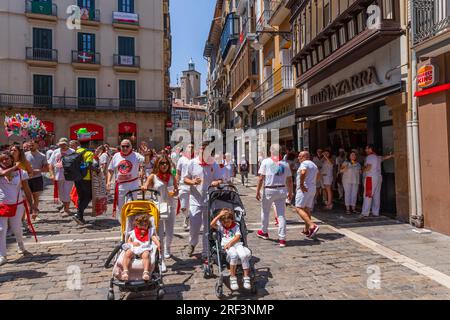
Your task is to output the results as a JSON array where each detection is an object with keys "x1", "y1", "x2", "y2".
[{"x1": 170, "y1": 0, "x2": 216, "y2": 93}]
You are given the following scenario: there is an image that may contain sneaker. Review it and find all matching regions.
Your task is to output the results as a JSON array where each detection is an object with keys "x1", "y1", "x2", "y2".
[
  {"x1": 279, "y1": 240, "x2": 287, "y2": 248},
  {"x1": 164, "y1": 251, "x2": 171, "y2": 259},
  {"x1": 307, "y1": 225, "x2": 320, "y2": 239},
  {"x1": 186, "y1": 245, "x2": 195, "y2": 257},
  {"x1": 256, "y1": 230, "x2": 269, "y2": 240},
  {"x1": 183, "y1": 216, "x2": 189, "y2": 230},
  {"x1": 160, "y1": 261, "x2": 167, "y2": 273},
  {"x1": 243, "y1": 277, "x2": 252, "y2": 290},
  {"x1": 17, "y1": 242, "x2": 26, "y2": 255},
  {"x1": 230, "y1": 277, "x2": 239, "y2": 291},
  {"x1": 0, "y1": 256, "x2": 7, "y2": 266},
  {"x1": 274, "y1": 217, "x2": 279, "y2": 226},
  {"x1": 72, "y1": 215, "x2": 85, "y2": 225}
]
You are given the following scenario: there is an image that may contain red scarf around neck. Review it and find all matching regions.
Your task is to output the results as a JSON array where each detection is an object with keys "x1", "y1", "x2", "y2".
[
  {"x1": 120, "y1": 150, "x2": 132, "y2": 157},
  {"x1": 157, "y1": 172, "x2": 171, "y2": 184},
  {"x1": 271, "y1": 155, "x2": 282, "y2": 163},
  {"x1": 199, "y1": 155, "x2": 209, "y2": 167},
  {"x1": 223, "y1": 222, "x2": 236, "y2": 236},
  {"x1": 134, "y1": 227, "x2": 149, "y2": 242}
]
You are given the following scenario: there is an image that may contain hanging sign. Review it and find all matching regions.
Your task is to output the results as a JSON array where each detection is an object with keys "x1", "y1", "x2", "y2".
[{"x1": 417, "y1": 64, "x2": 438, "y2": 89}]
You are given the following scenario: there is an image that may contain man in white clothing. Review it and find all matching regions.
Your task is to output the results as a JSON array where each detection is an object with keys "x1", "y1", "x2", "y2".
[
  {"x1": 184, "y1": 141, "x2": 223, "y2": 259},
  {"x1": 176, "y1": 144, "x2": 194, "y2": 231},
  {"x1": 256, "y1": 144, "x2": 293, "y2": 248},
  {"x1": 107, "y1": 139, "x2": 144, "y2": 225}
]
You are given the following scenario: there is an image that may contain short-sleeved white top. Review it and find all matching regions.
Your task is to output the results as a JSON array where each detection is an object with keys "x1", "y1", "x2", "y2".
[{"x1": 258, "y1": 158, "x2": 292, "y2": 187}]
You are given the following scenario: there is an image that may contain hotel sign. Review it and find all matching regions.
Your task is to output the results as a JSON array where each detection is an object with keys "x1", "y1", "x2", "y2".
[
  {"x1": 311, "y1": 67, "x2": 382, "y2": 105},
  {"x1": 417, "y1": 64, "x2": 438, "y2": 88}
]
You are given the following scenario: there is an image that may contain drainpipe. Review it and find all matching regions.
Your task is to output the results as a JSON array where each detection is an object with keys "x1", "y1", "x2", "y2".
[{"x1": 408, "y1": 1, "x2": 424, "y2": 228}]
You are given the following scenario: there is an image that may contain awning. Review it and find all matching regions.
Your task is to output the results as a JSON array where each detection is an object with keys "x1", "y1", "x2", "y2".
[
  {"x1": 70, "y1": 123, "x2": 104, "y2": 141},
  {"x1": 42, "y1": 121, "x2": 54, "y2": 133},
  {"x1": 119, "y1": 122, "x2": 137, "y2": 134},
  {"x1": 296, "y1": 84, "x2": 402, "y2": 120}
]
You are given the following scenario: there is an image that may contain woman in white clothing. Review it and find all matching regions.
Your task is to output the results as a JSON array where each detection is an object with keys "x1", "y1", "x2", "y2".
[
  {"x1": 142, "y1": 154, "x2": 178, "y2": 273},
  {"x1": 340, "y1": 151, "x2": 361, "y2": 214},
  {"x1": 321, "y1": 150, "x2": 334, "y2": 210}
]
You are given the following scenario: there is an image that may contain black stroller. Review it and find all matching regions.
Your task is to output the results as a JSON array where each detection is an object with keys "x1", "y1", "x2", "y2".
[{"x1": 203, "y1": 184, "x2": 257, "y2": 298}]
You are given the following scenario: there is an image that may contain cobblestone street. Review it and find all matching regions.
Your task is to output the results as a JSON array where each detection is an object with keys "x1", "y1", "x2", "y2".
[{"x1": 1, "y1": 180, "x2": 450, "y2": 300}]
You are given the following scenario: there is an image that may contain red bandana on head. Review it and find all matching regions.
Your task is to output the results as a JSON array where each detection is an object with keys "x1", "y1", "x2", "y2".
[
  {"x1": 157, "y1": 172, "x2": 171, "y2": 184},
  {"x1": 134, "y1": 227, "x2": 149, "y2": 242}
]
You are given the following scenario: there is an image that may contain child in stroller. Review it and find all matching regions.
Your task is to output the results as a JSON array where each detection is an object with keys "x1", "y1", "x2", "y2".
[
  {"x1": 210, "y1": 208, "x2": 252, "y2": 291},
  {"x1": 121, "y1": 215, "x2": 160, "y2": 282}
]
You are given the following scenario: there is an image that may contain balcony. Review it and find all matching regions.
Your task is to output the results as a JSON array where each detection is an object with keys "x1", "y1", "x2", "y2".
[
  {"x1": 25, "y1": 0, "x2": 57, "y2": 23},
  {"x1": 80, "y1": 8, "x2": 101, "y2": 27},
  {"x1": 0, "y1": 93, "x2": 168, "y2": 113},
  {"x1": 113, "y1": 54, "x2": 140, "y2": 73},
  {"x1": 71, "y1": 50, "x2": 101, "y2": 70},
  {"x1": 112, "y1": 12, "x2": 139, "y2": 31},
  {"x1": 412, "y1": 0, "x2": 450, "y2": 47},
  {"x1": 254, "y1": 65, "x2": 295, "y2": 109},
  {"x1": 220, "y1": 13, "x2": 240, "y2": 65},
  {"x1": 268, "y1": 0, "x2": 290, "y2": 26},
  {"x1": 25, "y1": 47, "x2": 58, "y2": 67}
]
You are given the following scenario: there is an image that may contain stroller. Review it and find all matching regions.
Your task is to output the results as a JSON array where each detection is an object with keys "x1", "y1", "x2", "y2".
[
  {"x1": 104, "y1": 189, "x2": 165, "y2": 300},
  {"x1": 204, "y1": 184, "x2": 257, "y2": 298}
]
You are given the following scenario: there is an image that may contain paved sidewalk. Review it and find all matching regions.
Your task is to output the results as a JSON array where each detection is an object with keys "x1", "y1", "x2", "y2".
[{"x1": 1, "y1": 179, "x2": 450, "y2": 300}]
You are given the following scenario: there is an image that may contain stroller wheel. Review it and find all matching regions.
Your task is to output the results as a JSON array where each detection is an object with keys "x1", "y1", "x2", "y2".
[
  {"x1": 156, "y1": 288, "x2": 165, "y2": 300},
  {"x1": 215, "y1": 282, "x2": 224, "y2": 299},
  {"x1": 107, "y1": 290, "x2": 115, "y2": 301},
  {"x1": 203, "y1": 265, "x2": 212, "y2": 279}
]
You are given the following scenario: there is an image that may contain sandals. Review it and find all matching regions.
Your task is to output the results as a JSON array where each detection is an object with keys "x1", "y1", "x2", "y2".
[
  {"x1": 122, "y1": 270, "x2": 129, "y2": 282},
  {"x1": 143, "y1": 271, "x2": 150, "y2": 281}
]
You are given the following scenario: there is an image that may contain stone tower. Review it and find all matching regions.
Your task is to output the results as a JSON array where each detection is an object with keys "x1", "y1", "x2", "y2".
[{"x1": 180, "y1": 58, "x2": 201, "y2": 104}]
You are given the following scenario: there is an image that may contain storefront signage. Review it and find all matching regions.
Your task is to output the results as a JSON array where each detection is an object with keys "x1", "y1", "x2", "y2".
[
  {"x1": 311, "y1": 67, "x2": 382, "y2": 105},
  {"x1": 417, "y1": 64, "x2": 438, "y2": 88},
  {"x1": 166, "y1": 120, "x2": 173, "y2": 128},
  {"x1": 263, "y1": 104, "x2": 295, "y2": 123},
  {"x1": 113, "y1": 12, "x2": 138, "y2": 23}
]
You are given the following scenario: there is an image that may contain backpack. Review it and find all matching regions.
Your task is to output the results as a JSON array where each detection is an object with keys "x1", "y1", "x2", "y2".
[
  {"x1": 62, "y1": 151, "x2": 87, "y2": 181},
  {"x1": 240, "y1": 161, "x2": 248, "y2": 172}
]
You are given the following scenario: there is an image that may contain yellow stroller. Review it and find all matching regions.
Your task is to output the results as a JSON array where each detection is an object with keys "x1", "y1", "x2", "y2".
[{"x1": 104, "y1": 188, "x2": 165, "y2": 300}]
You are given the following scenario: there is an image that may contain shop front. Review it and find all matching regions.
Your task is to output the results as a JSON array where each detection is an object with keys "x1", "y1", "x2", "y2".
[{"x1": 296, "y1": 40, "x2": 409, "y2": 220}]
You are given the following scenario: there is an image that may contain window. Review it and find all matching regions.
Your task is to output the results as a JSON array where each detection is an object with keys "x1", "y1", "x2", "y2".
[
  {"x1": 348, "y1": 19, "x2": 356, "y2": 40},
  {"x1": 331, "y1": 33, "x2": 339, "y2": 51},
  {"x1": 78, "y1": 0, "x2": 95, "y2": 10},
  {"x1": 119, "y1": 80, "x2": 136, "y2": 108},
  {"x1": 32, "y1": 28, "x2": 53, "y2": 60},
  {"x1": 33, "y1": 75, "x2": 52, "y2": 105},
  {"x1": 312, "y1": 49, "x2": 318, "y2": 65},
  {"x1": 324, "y1": 38, "x2": 331, "y2": 57},
  {"x1": 78, "y1": 78, "x2": 96, "y2": 107},
  {"x1": 382, "y1": 0, "x2": 394, "y2": 19},
  {"x1": 119, "y1": 0, "x2": 134, "y2": 13},
  {"x1": 339, "y1": 26, "x2": 347, "y2": 45},
  {"x1": 306, "y1": 55, "x2": 312, "y2": 69},
  {"x1": 302, "y1": 59, "x2": 307, "y2": 73},
  {"x1": 317, "y1": 0, "x2": 323, "y2": 32},
  {"x1": 78, "y1": 33, "x2": 96, "y2": 52},
  {"x1": 118, "y1": 36, "x2": 135, "y2": 56},
  {"x1": 357, "y1": 11, "x2": 365, "y2": 33},
  {"x1": 317, "y1": 44, "x2": 324, "y2": 61},
  {"x1": 324, "y1": 0, "x2": 330, "y2": 27}
]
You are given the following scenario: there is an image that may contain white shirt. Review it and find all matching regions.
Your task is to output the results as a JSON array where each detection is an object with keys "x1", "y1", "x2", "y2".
[
  {"x1": 365, "y1": 154, "x2": 382, "y2": 177},
  {"x1": 320, "y1": 159, "x2": 334, "y2": 178},
  {"x1": 185, "y1": 157, "x2": 221, "y2": 206},
  {"x1": 342, "y1": 161, "x2": 361, "y2": 185},
  {"x1": 46, "y1": 149, "x2": 54, "y2": 162},
  {"x1": 223, "y1": 160, "x2": 234, "y2": 182},
  {"x1": 297, "y1": 160, "x2": 319, "y2": 190},
  {"x1": 108, "y1": 152, "x2": 144, "y2": 188},
  {"x1": 0, "y1": 169, "x2": 29, "y2": 204},
  {"x1": 216, "y1": 221, "x2": 242, "y2": 247},
  {"x1": 176, "y1": 156, "x2": 191, "y2": 192},
  {"x1": 49, "y1": 148, "x2": 75, "y2": 181},
  {"x1": 258, "y1": 158, "x2": 292, "y2": 187}
]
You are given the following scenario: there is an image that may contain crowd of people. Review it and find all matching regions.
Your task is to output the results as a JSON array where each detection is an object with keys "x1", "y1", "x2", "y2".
[{"x1": 0, "y1": 134, "x2": 393, "y2": 288}]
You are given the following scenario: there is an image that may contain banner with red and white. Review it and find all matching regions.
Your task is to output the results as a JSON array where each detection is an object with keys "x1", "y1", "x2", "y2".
[{"x1": 113, "y1": 11, "x2": 138, "y2": 23}]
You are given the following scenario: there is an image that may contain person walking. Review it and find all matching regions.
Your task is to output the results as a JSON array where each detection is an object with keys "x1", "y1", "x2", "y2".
[
  {"x1": 255, "y1": 144, "x2": 293, "y2": 248},
  {"x1": 25, "y1": 140, "x2": 49, "y2": 218},
  {"x1": 361, "y1": 145, "x2": 394, "y2": 219},
  {"x1": 49, "y1": 138, "x2": 75, "y2": 217},
  {"x1": 239, "y1": 155, "x2": 249, "y2": 187},
  {"x1": 312, "y1": 148, "x2": 324, "y2": 208},
  {"x1": 142, "y1": 154, "x2": 178, "y2": 272},
  {"x1": 340, "y1": 151, "x2": 362, "y2": 214},
  {"x1": 107, "y1": 139, "x2": 144, "y2": 225},
  {"x1": 321, "y1": 150, "x2": 334, "y2": 210},
  {"x1": 176, "y1": 144, "x2": 194, "y2": 231},
  {"x1": 294, "y1": 151, "x2": 320, "y2": 238},
  {"x1": 183, "y1": 141, "x2": 223, "y2": 259}
]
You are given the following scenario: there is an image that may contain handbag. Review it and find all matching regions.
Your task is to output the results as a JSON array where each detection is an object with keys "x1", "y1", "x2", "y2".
[{"x1": 0, "y1": 171, "x2": 22, "y2": 217}]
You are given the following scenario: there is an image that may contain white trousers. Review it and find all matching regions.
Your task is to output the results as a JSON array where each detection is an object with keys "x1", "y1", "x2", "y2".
[
  {"x1": 362, "y1": 176, "x2": 382, "y2": 216},
  {"x1": 343, "y1": 183, "x2": 359, "y2": 207},
  {"x1": 226, "y1": 243, "x2": 251, "y2": 269},
  {"x1": 179, "y1": 191, "x2": 190, "y2": 214},
  {"x1": 158, "y1": 200, "x2": 176, "y2": 257},
  {"x1": 0, "y1": 205, "x2": 25, "y2": 257},
  {"x1": 261, "y1": 188, "x2": 287, "y2": 240},
  {"x1": 189, "y1": 205, "x2": 208, "y2": 256},
  {"x1": 117, "y1": 180, "x2": 140, "y2": 224},
  {"x1": 57, "y1": 180, "x2": 74, "y2": 203}
]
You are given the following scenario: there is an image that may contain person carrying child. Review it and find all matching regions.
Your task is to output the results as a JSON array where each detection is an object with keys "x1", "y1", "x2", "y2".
[
  {"x1": 210, "y1": 208, "x2": 252, "y2": 291},
  {"x1": 121, "y1": 215, "x2": 161, "y2": 282}
]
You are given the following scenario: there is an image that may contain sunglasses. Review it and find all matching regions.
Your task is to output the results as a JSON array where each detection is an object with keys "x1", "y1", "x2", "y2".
[
  {"x1": 121, "y1": 145, "x2": 131, "y2": 148},
  {"x1": 160, "y1": 162, "x2": 169, "y2": 165}
]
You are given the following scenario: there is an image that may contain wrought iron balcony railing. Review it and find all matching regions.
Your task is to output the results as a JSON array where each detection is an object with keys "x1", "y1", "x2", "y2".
[
  {"x1": 0, "y1": 94, "x2": 168, "y2": 113},
  {"x1": 26, "y1": 47, "x2": 58, "y2": 62},
  {"x1": 254, "y1": 65, "x2": 294, "y2": 107},
  {"x1": 412, "y1": 0, "x2": 450, "y2": 45},
  {"x1": 72, "y1": 50, "x2": 101, "y2": 64},
  {"x1": 113, "y1": 54, "x2": 140, "y2": 67},
  {"x1": 25, "y1": 0, "x2": 57, "y2": 16}
]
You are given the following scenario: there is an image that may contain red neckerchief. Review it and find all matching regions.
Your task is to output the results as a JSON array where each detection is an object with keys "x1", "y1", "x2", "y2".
[
  {"x1": 219, "y1": 162, "x2": 225, "y2": 169},
  {"x1": 157, "y1": 172, "x2": 171, "y2": 184},
  {"x1": 134, "y1": 227, "x2": 149, "y2": 242},
  {"x1": 199, "y1": 155, "x2": 209, "y2": 167},
  {"x1": 223, "y1": 222, "x2": 236, "y2": 236},
  {"x1": 271, "y1": 156, "x2": 282, "y2": 162},
  {"x1": 120, "y1": 150, "x2": 132, "y2": 157}
]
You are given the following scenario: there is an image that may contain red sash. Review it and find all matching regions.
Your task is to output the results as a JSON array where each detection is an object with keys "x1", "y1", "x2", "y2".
[
  {"x1": 24, "y1": 201, "x2": 38, "y2": 242},
  {"x1": 365, "y1": 177, "x2": 373, "y2": 198},
  {"x1": 0, "y1": 171, "x2": 23, "y2": 217},
  {"x1": 113, "y1": 177, "x2": 139, "y2": 215}
]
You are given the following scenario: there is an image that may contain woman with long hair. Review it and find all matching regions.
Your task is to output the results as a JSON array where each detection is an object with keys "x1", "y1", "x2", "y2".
[
  {"x1": 10, "y1": 144, "x2": 33, "y2": 177},
  {"x1": 321, "y1": 149, "x2": 334, "y2": 210},
  {"x1": 142, "y1": 154, "x2": 178, "y2": 273}
]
